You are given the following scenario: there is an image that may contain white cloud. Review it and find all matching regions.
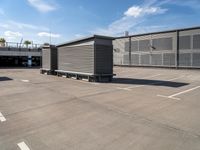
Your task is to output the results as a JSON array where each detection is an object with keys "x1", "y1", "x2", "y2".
[
  {"x1": 92, "y1": 0, "x2": 168, "y2": 36},
  {"x1": 75, "y1": 34, "x2": 85, "y2": 38},
  {"x1": 37, "y1": 32, "x2": 61, "y2": 38},
  {"x1": 8, "y1": 20, "x2": 49, "y2": 31},
  {"x1": 0, "y1": 20, "x2": 49, "y2": 31},
  {"x1": 27, "y1": 0, "x2": 57, "y2": 13},
  {"x1": 124, "y1": 6, "x2": 167, "y2": 18},
  {"x1": 4, "y1": 31, "x2": 23, "y2": 37}
]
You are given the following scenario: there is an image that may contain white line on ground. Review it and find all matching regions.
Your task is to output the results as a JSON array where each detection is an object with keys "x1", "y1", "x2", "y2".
[
  {"x1": 143, "y1": 74, "x2": 162, "y2": 79},
  {"x1": 21, "y1": 80, "x2": 29, "y2": 83},
  {"x1": 17, "y1": 142, "x2": 30, "y2": 150},
  {"x1": 166, "y1": 76, "x2": 185, "y2": 81},
  {"x1": 157, "y1": 94, "x2": 181, "y2": 100},
  {"x1": 116, "y1": 87, "x2": 132, "y2": 91},
  {"x1": 157, "y1": 86, "x2": 200, "y2": 100},
  {"x1": 169, "y1": 86, "x2": 200, "y2": 98},
  {"x1": 0, "y1": 112, "x2": 6, "y2": 122}
]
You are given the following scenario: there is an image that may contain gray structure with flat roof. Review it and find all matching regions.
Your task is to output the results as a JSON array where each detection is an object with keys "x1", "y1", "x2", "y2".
[
  {"x1": 41, "y1": 45, "x2": 57, "y2": 74},
  {"x1": 113, "y1": 27, "x2": 200, "y2": 68},
  {"x1": 56, "y1": 35, "x2": 115, "y2": 82}
]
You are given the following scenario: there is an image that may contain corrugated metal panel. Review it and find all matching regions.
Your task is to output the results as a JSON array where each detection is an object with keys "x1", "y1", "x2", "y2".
[
  {"x1": 193, "y1": 34, "x2": 200, "y2": 49},
  {"x1": 151, "y1": 54, "x2": 162, "y2": 65},
  {"x1": 140, "y1": 54, "x2": 150, "y2": 65},
  {"x1": 42, "y1": 48, "x2": 50, "y2": 69},
  {"x1": 131, "y1": 41, "x2": 138, "y2": 51},
  {"x1": 123, "y1": 54, "x2": 129, "y2": 65},
  {"x1": 192, "y1": 53, "x2": 200, "y2": 67},
  {"x1": 131, "y1": 54, "x2": 139, "y2": 65},
  {"x1": 113, "y1": 28, "x2": 200, "y2": 69},
  {"x1": 125, "y1": 42, "x2": 129, "y2": 52},
  {"x1": 163, "y1": 53, "x2": 175, "y2": 66},
  {"x1": 179, "y1": 36, "x2": 191, "y2": 50},
  {"x1": 113, "y1": 38, "x2": 129, "y2": 65},
  {"x1": 179, "y1": 53, "x2": 191, "y2": 67},
  {"x1": 152, "y1": 37, "x2": 173, "y2": 50},
  {"x1": 95, "y1": 45, "x2": 113, "y2": 74},
  {"x1": 58, "y1": 45, "x2": 94, "y2": 74},
  {"x1": 139, "y1": 40, "x2": 150, "y2": 51}
]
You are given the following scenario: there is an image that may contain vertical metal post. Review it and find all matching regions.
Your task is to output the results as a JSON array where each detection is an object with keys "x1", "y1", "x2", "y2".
[
  {"x1": 176, "y1": 30, "x2": 179, "y2": 69},
  {"x1": 129, "y1": 37, "x2": 131, "y2": 66}
]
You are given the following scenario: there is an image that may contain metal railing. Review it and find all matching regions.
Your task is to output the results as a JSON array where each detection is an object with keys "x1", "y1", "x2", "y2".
[{"x1": 0, "y1": 42, "x2": 42, "y2": 49}]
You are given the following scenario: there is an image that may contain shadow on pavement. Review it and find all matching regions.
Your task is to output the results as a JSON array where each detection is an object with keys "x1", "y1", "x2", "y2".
[
  {"x1": 0, "y1": 77, "x2": 13, "y2": 82},
  {"x1": 112, "y1": 78, "x2": 189, "y2": 88}
]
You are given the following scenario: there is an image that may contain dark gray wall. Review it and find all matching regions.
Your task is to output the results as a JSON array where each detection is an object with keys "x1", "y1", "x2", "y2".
[
  {"x1": 57, "y1": 37, "x2": 113, "y2": 75},
  {"x1": 95, "y1": 44, "x2": 113, "y2": 74},
  {"x1": 42, "y1": 45, "x2": 57, "y2": 70}
]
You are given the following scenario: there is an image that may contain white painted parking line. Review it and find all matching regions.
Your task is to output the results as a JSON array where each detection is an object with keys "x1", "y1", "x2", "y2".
[
  {"x1": 17, "y1": 142, "x2": 30, "y2": 150},
  {"x1": 166, "y1": 76, "x2": 185, "y2": 81},
  {"x1": 0, "y1": 112, "x2": 6, "y2": 122},
  {"x1": 157, "y1": 94, "x2": 181, "y2": 100},
  {"x1": 21, "y1": 80, "x2": 29, "y2": 83},
  {"x1": 116, "y1": 87, "x2": 132, "y2": 91},
  {"x1": 157, "y1": 86, "x2": 200, "y2": 100},
  {"x1": 168, "y1": 86, "x2": 200, "y2": 98}
]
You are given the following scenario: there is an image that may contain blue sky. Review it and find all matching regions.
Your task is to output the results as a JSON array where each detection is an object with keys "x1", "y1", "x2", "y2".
[{"x1": 0, "y1": 0, "x2": 200, "y2": 44}]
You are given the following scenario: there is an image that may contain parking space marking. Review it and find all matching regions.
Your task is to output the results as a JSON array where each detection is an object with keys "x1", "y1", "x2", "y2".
[
  {"x1": 21, "y1": 80, "x2": 30, "y2": 83},
  {"x1": 157, "y1": 86, "x2": 200, "y2": 100},
  {"x1": 17, "y1": 142, "x2": 30, "y2": 150},
  {"x1": 116, "y1": 87, "x2": 132, "y2": 91},
  {"x1": 0, "y1": 112, "x2": 6, "y2": 122}
]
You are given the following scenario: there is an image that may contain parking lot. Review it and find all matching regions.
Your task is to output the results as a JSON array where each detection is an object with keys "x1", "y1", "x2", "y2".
[{"x1": 0, "y1": 67, "x2": 200, "y2": 150}]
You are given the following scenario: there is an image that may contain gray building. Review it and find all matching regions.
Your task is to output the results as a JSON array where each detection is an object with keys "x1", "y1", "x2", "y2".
[
  {"x1": 55, "y1": 35, "x2": 115, "y2": 82},
  {"x1": 0, "y1": 42, "x2": 41, "y2": 67},
  {"x1": 41, "y1": 45, "x2": 57, "y2": 74},
  {"x1": 113, "y1": 27, "x2": 200, "y2": 68}
]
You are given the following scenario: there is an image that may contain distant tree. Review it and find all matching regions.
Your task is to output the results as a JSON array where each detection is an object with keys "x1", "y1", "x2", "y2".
[
  {"x1": 0, "y1": 38, "x2": 6, "y2": 47},
  {"x1": 43, "y1": 43, "x2": 50, "y2": 46},
  {"x1": 24, "y1": 40, "x2": 32, "y2": 48}
]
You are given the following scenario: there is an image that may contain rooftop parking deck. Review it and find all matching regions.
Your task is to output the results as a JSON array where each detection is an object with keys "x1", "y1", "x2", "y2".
[{"x1": 0, "y1": 67, "x2": 200, "y2": 150}]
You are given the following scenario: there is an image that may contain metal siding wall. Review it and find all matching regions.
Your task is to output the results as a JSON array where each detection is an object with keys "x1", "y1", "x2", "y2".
[
  {"x1": 131, "y1": 41, "x2": 138, "y2": 51},
  {"x1": 163, "y1": 53, "x2": 176, "y2": 66},
  {"x1": 113, "y1": 38, "x2": 129, "y2": 65},
  {"x1": 140, "y1": 54, "x2": 150, "y2": 65},
  {"x1": 192, "y1": 53, "x2": 200, "y2": 66},
  {"x1": 179, "y1": 53, "x2": 192, "y2": 67},
  {"x1": 58, "y1": 45, "x2": 94, "y2": 74},
  {"x1": 113, "y1": 28, "x2": 200, "y2": 68},
  {"x1": 193, "y1": 34, "x2": 200, "y2": 49},
  {"x1": 152, "y1": 37, "x2": 173, "y2": 50},
  {"x1": 95, "y1": 44, "x2": 113, "y2": 74},
  {"x1": 51, "y1": 47, "x2": 57, "y2": 70},
  {"x1": 131, "y1": 54, "x2": 139, "y2": 65},
  {"x1": 179, "y1": 29, "x2": 200, "y2": 68},
  {"x1": 139, "y1": 40, "x2": 150, "y2": 51},
  {"x1": 151, "y1": 54, "x2": 162, "y2": 66},
  {"x1": 179, "y1": 36, "x2": 191, "y2": 50},
  {"x1": 42, "y1": 48, "x2": 51, "y2": 69}
]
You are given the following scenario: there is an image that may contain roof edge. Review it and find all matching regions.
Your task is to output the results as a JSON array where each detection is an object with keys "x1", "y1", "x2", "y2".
[
  {"x1": 57, "y1": 35, "x2": 114, "y2": 47},
  {"x1": 115, "y1": 26, "x2": 200, "y2": 39}
]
